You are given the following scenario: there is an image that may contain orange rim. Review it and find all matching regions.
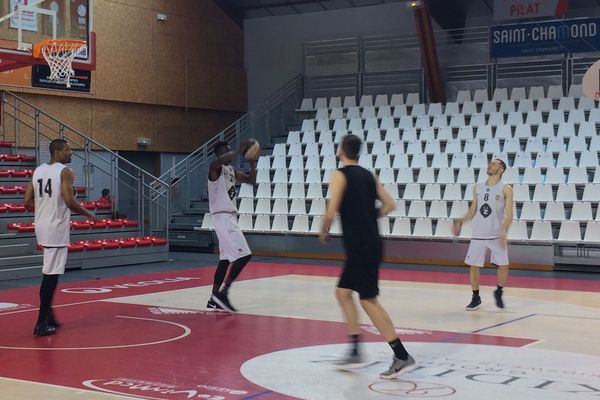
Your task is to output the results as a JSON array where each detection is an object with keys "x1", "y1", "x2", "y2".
[{"x1": 32, "y1": 39, "x2": 87, "y2": 59}]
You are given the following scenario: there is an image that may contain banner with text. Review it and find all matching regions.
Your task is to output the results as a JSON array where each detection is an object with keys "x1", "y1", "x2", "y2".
[
  {"x1": 32, "y1": 65, "x2": 91, "y2": 92},
  {"x1": 9, "y1": 0, "x2": 38, "y2": 31},
  {"x1": 494, "y1": 0, "x2": 568, "y2": 21},
  {"x1": 490, "y1": 18, "x2": 600, "y2": 58}
]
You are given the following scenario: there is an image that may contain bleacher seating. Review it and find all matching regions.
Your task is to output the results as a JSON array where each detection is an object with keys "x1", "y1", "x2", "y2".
[
  {"x1": 0, "y1": 142, "x2": 168, "y2": 278},
  {"x1": 225, "y1": 84, "x2": 600, "y2": 244}
]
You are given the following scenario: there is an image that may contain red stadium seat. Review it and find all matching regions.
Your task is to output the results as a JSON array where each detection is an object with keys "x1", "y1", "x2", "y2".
[
  {"x1": 0, "y1": 204, "x2": 7, "y2": 212},
  {"x1": 10, "y1": 169, "x2": 30, "y2": 177},
  {"x1": 80, "y1": 201, "x2": 96, "y2": 210},
  {"x1": 11, "y1": 222, "x2": 34, "y2": 233},
  {"x1": 132, "y1": 237, "x2": 152, "y2": 246},
  {"x1": 117, "y1": 219, "x2": 139, "y2": 227},
  {"x1": 22, "y1": 222, "x2": 35, "y2": 232},
  {"x1": 95, "y1": 202, "x2": 112, "y2": 210},
  {"x1": 90, "y1": 219, "x2": 108, "y2": 229},
  {"x1": 107, "y1": 219, "x2": 124, "y2": 228},
  {"x1": 16, "y1": 186, "x2": 26, "y2": 193},
  {"x1": 0, "y1": 141, "x2": 13, "y2": 148},
  {"x1": 0, "y1": 186, "x2": 18, "y2": 194},
  {"x1": 75, "y1": 187, "x2": 86, "y2": 193},
  {"x1": 80, "y1": 240, "x2": 103, "y2": 251},
  {"x1": 147, "y1": 236, "x2": 168, "y2": 245},
  {"x1": 101, "y1": 240, "x2": 121, "y2": 250},
  {"x1": 71, "y1": 220, "x2": 91, "y2": 230},
  {"x1": 20, "y1": 155, "x2": 36, "y2": 162},
  {"x1": 6, "y1": 203, "x2": 26, "y2": 212},
  {"x1": 68, "y1": 243, "x2": 85, "y2": 252},
  {"x1": 0, "y1": 170, "x2": 9, "y2": 177},
  {"x1": 118, "y1": 238, "x2": 137, "y2": 248},
  {"x1": 3, "y1": 155, "x2": 21, "y2": 162}
]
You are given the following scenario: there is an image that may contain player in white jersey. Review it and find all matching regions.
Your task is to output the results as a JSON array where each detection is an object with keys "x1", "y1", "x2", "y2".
[
  {"x1": 205, "y1": 140, "x2": 257, "y2": 312},
  {"x1": 24, "y1": 139, "x2": 97, "y2": 336},
  {"x1": 453, "y1": 159, "x2": 513, "y2": 311}
]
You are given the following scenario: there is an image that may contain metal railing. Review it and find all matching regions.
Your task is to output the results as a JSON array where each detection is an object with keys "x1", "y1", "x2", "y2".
[
  {"x1": 161, "y1": 114, "x2": 252, "y2": 214},
  {"x1": 161, "y1": 74, "x2": 304, "y2": 214},
  {"x1": 251, "y1": 74, "x2": 304, "y2": 145},
  {"x1": 303, "y1": 56, "x2": 598, "y2": 103},
  {"x1": 302, "y1": 23, "x2": 599, "y2": 102},
  {"x1": 1, "y1": 91, "x2": 170, "y2": 237}
]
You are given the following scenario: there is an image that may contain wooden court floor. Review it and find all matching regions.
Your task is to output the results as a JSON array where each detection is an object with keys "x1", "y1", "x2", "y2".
[{"x1": 0, "y1": 257, "x2": 598, "y2": 400}]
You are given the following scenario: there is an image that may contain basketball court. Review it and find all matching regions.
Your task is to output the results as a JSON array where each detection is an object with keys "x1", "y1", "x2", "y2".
[
  {"x1": 0, "y1": 254, "x2": 598, "y2": 399},
  {"x1": 0, "y1": 1, "x2": 598, "y2": 399}
]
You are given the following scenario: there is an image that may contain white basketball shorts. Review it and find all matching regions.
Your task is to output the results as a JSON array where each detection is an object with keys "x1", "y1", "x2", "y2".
[
  {"x1": 42, "y1": 246, "x2": 68, "y2": 275},
  {"x1": 212, "y1": 212, "x2": 251, "y2": 262},
  {"x1": 464, "y1": 238, "x2": 509, "y2": 268}
]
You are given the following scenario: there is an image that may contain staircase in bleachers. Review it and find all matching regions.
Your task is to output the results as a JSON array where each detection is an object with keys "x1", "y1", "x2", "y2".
[
  {"x1": 0, "y1": 91, "x2": 170, "y2": 280},
  {"x1": 163, "y1": 75, "x2": 304, "y2": 251},
  {"x1": 227, "y1": 84, "x2": 600, "y2": 272}
]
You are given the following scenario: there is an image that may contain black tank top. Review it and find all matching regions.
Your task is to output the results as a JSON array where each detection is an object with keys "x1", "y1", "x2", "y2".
[{"x1": 339, "y1": 165, "x2": 383, "y2": 260}]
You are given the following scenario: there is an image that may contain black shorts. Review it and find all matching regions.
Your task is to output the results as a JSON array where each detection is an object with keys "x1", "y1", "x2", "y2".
[{"x1": 337, "y1": 257, "x2": 381, "y2": 300}]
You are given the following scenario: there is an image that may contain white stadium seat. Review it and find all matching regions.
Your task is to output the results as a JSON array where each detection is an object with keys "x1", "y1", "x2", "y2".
[
  {"x1": 530, "y1": 220, "x2": 553, "y2": 241},
  {"x1": 543, "y1": 202, "x2": 565, "y2": 221},
  {"x1": 508, "y1": 220, "x2": 528, "y2": 241},
  {"x1": 558, "y1": 221, "x2": 581, "y2": 242},
  {"x1": 412, "y1": 218, "x2": 433, "y2": 237}
]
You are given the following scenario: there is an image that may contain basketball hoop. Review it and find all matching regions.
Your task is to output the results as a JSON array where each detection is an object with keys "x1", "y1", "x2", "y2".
[{"x1": 32, "y1": 39, "x2": 87, "y2": 88}]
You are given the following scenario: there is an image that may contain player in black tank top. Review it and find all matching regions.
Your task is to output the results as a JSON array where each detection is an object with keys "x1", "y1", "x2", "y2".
[
  {"x1": 320, "y1": 134, "x2": 417, "y2": 379},
  {"x1": 339, "y1": 165, "x2": 383, "y2": 263}
]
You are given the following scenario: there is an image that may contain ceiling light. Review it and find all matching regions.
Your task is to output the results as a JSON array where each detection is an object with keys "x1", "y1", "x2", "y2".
[{"x1": 406, "y1": 0, "x2": 423, "y2": 8}]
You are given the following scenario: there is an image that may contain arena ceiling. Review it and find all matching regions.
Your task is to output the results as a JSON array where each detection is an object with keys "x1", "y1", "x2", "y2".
[{"x1": 218, "y1": 0, "x2": 600, "y2": 27}]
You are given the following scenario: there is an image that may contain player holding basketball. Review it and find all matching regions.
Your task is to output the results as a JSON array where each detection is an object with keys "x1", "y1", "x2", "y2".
[
  {"x1": 320, "y1": 134, "x2": 416, "y2": 379},
  {"x1": 453, "y1": 158, "x2": 513, "y2": 311},
  {"x1": 206, "y1": 140, "x2": 258, "y2": 312},
  {"x1": 24, "y1": 139, "x2": 97, "y2": 336}
]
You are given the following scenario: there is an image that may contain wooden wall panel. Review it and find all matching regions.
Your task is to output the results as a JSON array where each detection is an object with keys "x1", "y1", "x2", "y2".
[
  {"x1": 91, "y1": 0, "x2": 246, "y2": 111},
  {"x1": 94, "y1": 2, "x2": 157, "y2": 103},
  {"x1": 0, "y1": 0, "x2": 247, "y2": 153},
  {"x1": 19, "y1": 94, "x2": 93, "y2": 134},
  {"x1": 91, "y1": 101, "x2": 154, "y2": 151},
  {"x1": 152, "y1": 107, "x2": 240, "y2": 153},
  {"x1": 186, "y1": 62, "x2": 211, "y2": 107},
  {"x1": 155, "y1": 58, "x2": 186, "y2": 107},
  {"x1": 209, "y1": 66, "x2": 247, "y2": 111}
]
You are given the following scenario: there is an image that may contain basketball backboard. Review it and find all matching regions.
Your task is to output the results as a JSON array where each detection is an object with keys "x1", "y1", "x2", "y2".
[{"x1": 0, "y1": 0, "x2": 94, "y2": 73}]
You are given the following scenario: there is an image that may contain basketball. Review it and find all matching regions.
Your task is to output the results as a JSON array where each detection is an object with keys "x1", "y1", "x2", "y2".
[{"x1": 243, "y1": 139, "x2": 260, "y2": 160}]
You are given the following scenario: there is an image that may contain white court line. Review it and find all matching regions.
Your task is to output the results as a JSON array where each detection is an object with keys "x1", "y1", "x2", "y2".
[
  {"x1": 0, "y1": 376, "x2": 135, "y2": 400},
  {"x1": 0, "y1": 316, "x2": 192, "y2": 351},
  {"x1": 521, "y1": 339, "x2": 545, "y2": 347},
  {"x1": 0, "y1": 299, "x2": 110, "y2": 317}
]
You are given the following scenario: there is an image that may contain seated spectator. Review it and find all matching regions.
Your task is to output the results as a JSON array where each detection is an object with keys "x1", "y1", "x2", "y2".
[{"x1": 97, "y1": 188, "x2": 113, "y2": 205}]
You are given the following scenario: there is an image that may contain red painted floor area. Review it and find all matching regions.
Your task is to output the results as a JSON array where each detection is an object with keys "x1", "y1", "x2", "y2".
[{"x1": 0, "y1": 262, "x2": 593, "y2": 400}]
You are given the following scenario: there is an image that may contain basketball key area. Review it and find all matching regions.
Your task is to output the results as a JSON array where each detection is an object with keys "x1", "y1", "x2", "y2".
[{"x1": 1, "y1": 256, "x2": 598, "y2": 400}]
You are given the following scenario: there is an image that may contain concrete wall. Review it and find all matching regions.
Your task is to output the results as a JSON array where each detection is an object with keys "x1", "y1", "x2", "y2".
[{"x1": 244, "y1": 3, "x2": 424, "y2": 110}]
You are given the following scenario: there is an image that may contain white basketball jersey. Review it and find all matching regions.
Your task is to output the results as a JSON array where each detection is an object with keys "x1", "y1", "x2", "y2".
[
  {"x1": 208, "y1": 164, "x2": 237, "y2": 214},
  {"x1": 471, "y1": 181, "x2": 506, "y2": 240},
  {"x1": 33, "y1": 163, "x2": 71, "y2": 247}
]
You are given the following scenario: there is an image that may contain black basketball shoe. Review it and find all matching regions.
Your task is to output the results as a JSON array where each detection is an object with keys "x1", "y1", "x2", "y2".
[
  {"x1": 465, "y1": 295, "x2": 481, "y2": 311},
  {"x1": 494, "y1": 288, "x2": 505, "y2": 309},
  {"x1": 211, "y1": 292, "x2": 237, "y2": 312}
]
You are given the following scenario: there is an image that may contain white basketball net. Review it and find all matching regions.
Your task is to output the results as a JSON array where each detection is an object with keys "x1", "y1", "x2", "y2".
[{"x1": 40, "y1": 41, "x2": 87, "y2": 88}]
